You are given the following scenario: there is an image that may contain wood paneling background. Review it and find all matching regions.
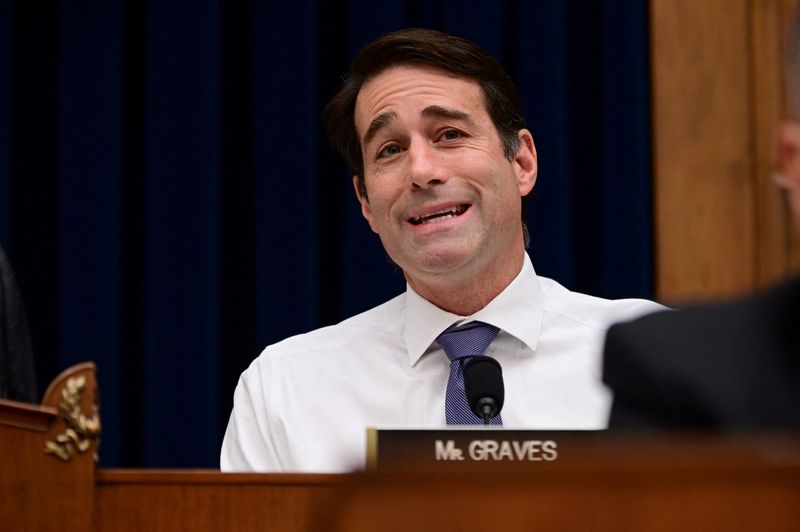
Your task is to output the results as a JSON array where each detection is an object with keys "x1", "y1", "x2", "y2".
[{"x1": 651, "y1": 0, "x2": 800, "y2": 303}]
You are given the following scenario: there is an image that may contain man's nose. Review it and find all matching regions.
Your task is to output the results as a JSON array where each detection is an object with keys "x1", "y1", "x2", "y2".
[{"x1": 407, "y1": 140, "x2": 448, "y2": 189}]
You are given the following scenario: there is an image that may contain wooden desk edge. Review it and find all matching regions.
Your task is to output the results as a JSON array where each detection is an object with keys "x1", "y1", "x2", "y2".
[{"x1": 96, "y1": 469, "x2": 352, "y2": 485}]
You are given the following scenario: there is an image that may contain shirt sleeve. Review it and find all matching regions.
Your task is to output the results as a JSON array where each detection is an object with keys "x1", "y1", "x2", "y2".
[{"x1": 220, "y1": 352, "x2": 286, "y2": 471}]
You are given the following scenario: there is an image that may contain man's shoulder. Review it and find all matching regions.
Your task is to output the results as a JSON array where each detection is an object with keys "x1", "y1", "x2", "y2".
[
  {"x1": 607, "y1": 276, "x2": 800, "y2": 352},
  {"x1": 258, "y1": 291, "x2": 407, "y2": 361},
  {"x1": 603, "y1": 277, "x2": 800, "y2": 429},
  {"x1": 616, "y1": 274, "x2": 798, "y2": 328},
  {"x1": 538, "y1": 275, "x2": 664, "y2": 330}
]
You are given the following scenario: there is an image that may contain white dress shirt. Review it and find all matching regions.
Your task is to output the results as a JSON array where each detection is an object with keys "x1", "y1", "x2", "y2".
[{"x1": 221, "y1": 254, "x2": 662, "y2": 472}]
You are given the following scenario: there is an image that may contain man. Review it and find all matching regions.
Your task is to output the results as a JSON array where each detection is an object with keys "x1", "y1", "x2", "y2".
[
  {"x1": 221, "y1": 29, "x2": 660, "y2": 472},
  {"x1": 602, "y1": 36, "x2": 800, "y2": 430}
]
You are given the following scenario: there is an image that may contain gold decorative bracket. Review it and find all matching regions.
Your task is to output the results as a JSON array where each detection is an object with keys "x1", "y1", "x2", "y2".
[{"x1": 44, "y1": 375, "x2": 101, "y2": 462}]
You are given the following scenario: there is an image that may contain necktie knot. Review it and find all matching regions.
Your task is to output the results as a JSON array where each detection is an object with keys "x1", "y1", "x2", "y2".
[{"x1": 437, "y1": 321, "x2": 500, "y2": 362}]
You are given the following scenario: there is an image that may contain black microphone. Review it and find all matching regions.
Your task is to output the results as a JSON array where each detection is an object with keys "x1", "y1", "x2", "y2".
[{"x1": 463, "y1": 356, "x2": 504, "y2": 425}]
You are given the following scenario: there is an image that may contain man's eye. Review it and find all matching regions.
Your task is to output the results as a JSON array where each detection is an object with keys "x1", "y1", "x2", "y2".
[
  {"x1": 378, "y1": 145, "x2": 402, "y2": 158},
  {"x1": 441, "y1": 129, "x2": 464, "y2": 141}
]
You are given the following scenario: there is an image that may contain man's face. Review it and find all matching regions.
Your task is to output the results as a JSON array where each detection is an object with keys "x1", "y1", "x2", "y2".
[{"x1": 353, "y1": 65, "x2": 537, "y2": 292}]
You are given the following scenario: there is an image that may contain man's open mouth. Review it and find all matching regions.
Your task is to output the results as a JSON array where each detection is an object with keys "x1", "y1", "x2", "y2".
[{"x1": 409, "y1": 204, "x2": 469, "y2": 225}]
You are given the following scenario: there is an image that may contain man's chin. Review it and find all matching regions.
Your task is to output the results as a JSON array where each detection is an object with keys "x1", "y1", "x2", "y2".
[{"x1": 396, "y1": 249, "x2": 476, "y2": 278}]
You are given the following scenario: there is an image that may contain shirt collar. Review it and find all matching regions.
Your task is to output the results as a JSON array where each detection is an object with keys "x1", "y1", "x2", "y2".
[{"x1": 403, "y1": 253, "x2": 545, "y2": 366}]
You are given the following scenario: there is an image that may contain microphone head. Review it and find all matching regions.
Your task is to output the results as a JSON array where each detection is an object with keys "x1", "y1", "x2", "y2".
[{"x1": 463, "y1": 356, "x2": 504, "y2": 419}]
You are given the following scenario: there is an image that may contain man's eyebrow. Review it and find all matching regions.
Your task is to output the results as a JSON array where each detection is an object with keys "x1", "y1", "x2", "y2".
[
  {"x1": 363, "y1": 111, "x2": 397, "y2": 146},
  {"x1": 421, "y1": 105, "x2": 474, "y2": 125},
  {"x1": 362, "y1": 106, "x2": 477, "y2": 148}
]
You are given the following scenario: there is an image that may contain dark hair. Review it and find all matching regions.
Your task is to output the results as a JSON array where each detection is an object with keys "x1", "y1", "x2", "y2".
[{"x1": 322, "y1": 28, "x2": 532, "y2": 246}]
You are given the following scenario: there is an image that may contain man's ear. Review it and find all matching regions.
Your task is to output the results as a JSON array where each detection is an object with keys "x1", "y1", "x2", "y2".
[
  {"x1": 777, "y1": 121, "x2": 800, "y2": 187},
  {"x1": 776, "y1": 121, "x2": 800, "y2": 229},
  {"x1": 353, "y1": 175, "x2": 379, "y2": 234},
  {"x1": 514, "y1": 129, "x2": 538, "y2": 196}
]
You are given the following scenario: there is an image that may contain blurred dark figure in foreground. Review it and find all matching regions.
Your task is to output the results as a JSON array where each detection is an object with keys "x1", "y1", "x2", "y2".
[
  {"x1": 602, "y1": 18, "x2": 800, "y2": 430},
  {"x1": 0, "y1": 245, "x2": 37, "y2": 403}
]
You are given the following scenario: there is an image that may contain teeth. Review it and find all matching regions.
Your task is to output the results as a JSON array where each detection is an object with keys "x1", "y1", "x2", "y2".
[
  {"x1": 411, "y1": 205, "x2": 467, "y2": 225},
  {"x1": 419, "y1": 214, "x2": 454, "y2": 224}
]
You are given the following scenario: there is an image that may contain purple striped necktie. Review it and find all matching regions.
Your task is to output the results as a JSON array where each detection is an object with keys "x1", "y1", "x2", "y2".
[{"x1": 437, "y1": 321, "x2": 502, "y2": 425}]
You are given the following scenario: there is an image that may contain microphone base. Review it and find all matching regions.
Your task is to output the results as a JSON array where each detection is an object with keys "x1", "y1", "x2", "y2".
[{"x1": 477, "y1": 400, "x2": 498, "y2": 425}]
